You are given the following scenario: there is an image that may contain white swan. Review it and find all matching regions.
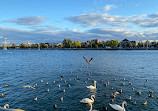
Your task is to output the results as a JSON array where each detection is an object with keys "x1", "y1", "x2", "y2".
[
  {"x1": 0, "y1": 104, "x2": 25, "y2": 111},
  {"x1": 88, "y1": 103, "x2": 98, "y2": 111},
  {"x1": 109, "y1": 101, "x2": 127, "y2": 111},
  {"x1": 80, "y1": 95, "x2": 95, "y2": 104},
  {"x1": 86, "y1": 81, "x2": 97, "y2": 89}
]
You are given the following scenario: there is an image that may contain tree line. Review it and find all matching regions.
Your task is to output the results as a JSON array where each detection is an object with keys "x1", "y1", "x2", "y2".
[{"x1": 0, "y1": 38, "x2": 158, "y2": 49}]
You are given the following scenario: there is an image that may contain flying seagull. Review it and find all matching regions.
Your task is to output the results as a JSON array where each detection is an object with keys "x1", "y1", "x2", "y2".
[{"x1": 83, "y1": 56, "x2": 93, "y2": 65}]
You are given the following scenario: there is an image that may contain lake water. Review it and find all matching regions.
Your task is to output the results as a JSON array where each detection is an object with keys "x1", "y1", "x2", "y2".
[{"x1": 0, "y1": 50, "x2": 157, "y2": 111}]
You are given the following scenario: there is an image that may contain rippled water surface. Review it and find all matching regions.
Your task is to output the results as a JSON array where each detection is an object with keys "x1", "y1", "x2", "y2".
[{"x1": 0, "y1": 50, "x2": 158, "y2": 111}]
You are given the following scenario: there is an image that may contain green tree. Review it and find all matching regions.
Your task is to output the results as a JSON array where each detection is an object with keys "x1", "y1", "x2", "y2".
[
  {"x1": 11, "y1": 43, "x2": 17, "y2": 48},
  {"x1": 145, "y1": 40, "x2": 150, "y2": 47},
  {"x1": 98, "y1": 42, "x2": 104, "y2": 48},
  {"x1": 40, "y1": 43, "x2": 48, "y2": 48},
  {"x1": 137, "y1": 41, "x2": 143, "y2": 47},
  {"x1": 105, "y1": 40, "x2": 119, "y2": 48},
  {"x1": 20, "y1": 43, "x2": 28, "y2": 48},
  {"x1": 62, "y1": 38, "x2": 72, "y2": 48},
  {"x1": 73, "y1": 40, "x2": 81, "y2": 48},
  {"x1": 31, "y1": 43, "x2": 38, "y2": 48}
]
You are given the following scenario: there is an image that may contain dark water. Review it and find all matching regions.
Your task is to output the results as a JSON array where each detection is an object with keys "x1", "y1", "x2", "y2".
[{"x1": 0, "y1": 50, "x2": 157, "y2": 111}]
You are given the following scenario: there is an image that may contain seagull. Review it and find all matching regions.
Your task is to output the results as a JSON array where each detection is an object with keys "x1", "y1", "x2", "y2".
[
  {"x1": 109, "y1": 101, "x2": 127, "y2": 111},
  {"x1": 22, "y1": 85, "x2": 36, "y2": 89},
  {"x1": 60, "y1": 97, "x2": 63, "y2": 101},
  {"x1": 135, "y1": 90, "x2": 141, "y2": 95},
  {"x1": 5, "y1": 84, "x2": 9, "y2": 87},
  {"x1": 129, "y1": 82, "x2": 132, "y2": 85},
  {"x1": 143, "y1": 101, "x2": 147, "y2": 105},
  {"x1": 83, "y1": 56, "x2": 93, "y2": 65},
  {"x1": 80, "y1": 95, "x2": 95, "y2": 104},
  {"x1": 33, "y1": 97, "x2": 37, "y2": 101}
]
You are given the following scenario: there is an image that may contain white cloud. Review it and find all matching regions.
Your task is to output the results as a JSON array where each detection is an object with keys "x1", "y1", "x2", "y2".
[
  {"x1": 98, "y1": 4, "x2": 116, "y2": 12},
  {"x1": 66, "y1": 13, "x2": 129, "y2": 27},
  {"x1": 30, "y1": 25, "x2": 65, "y2": 32},
  {"x1": 1, "y1": 27, "x2": 158, "y2": 44},
  {"x1": 4, "y1": 16, "x2": 46, "y2": 25}
]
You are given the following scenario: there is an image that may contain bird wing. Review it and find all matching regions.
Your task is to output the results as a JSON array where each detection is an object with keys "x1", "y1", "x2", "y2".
[
  {"x1": 109, "y1": 104, "x2": 124, "y2": 111},
  {"x1": 86, "y1": 85, "x2": 95, "y2": 89},
  {"x1": 89, "y1": 58, "x2": 93, "y2": 63},
  {"x1": 83, "y1": 56, "x2": 90, "y2": 64},
  {"x1": 80, "y1": 98, "x2": 93, "y2": 103}
]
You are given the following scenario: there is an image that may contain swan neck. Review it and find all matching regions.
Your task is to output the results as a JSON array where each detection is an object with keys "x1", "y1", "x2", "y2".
[
  {"x1": 122, "y1": 102, "x2": 125, "y2": 108},
  {"x1": 89, "y1": 103, "x2": 92, "y2": 111},
  {"x1": 4, "y1": 104, "x2": 8, "y2": 109},
  {"x1": 91, "y1": 96, "x2": 94, "y2": 102},
  {"x1": 94, "y1": 82, "x2": 96, "y2": 88}
]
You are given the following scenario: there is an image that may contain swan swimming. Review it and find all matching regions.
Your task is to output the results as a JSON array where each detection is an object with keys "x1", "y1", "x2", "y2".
[
  {"x1": 0, "y1": 104, "x2": 25, "y2": 111},
  {"x1": 109, "y1": 101, "x2": 127, "y2": 111},
  {"x1": 86, "y1": 81, "x2": 97, "y2": 89},
  {"x1": 80, "y1": 95, "x2": 95, "y2": 104}
]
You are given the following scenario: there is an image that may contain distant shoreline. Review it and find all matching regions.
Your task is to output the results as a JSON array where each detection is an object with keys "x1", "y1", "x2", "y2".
[{"x1": 1, "y1": 47, "x2": 158, "y2": 50}]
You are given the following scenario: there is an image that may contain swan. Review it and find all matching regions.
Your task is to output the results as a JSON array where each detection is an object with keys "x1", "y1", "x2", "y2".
[
  {"x1": 22, "y1": 85, "x2": 36, "y2": 89},
  {"x1": 86, "y1": 81, "x2": 97, "y2": 89},
  {"x1": 80, "y1": 95, "x2": 95, "y2": 104},
  {"x1": 0, "y1": 104, "x2": 24, "y2": 111},
  {"x1": 88, "y1": 103, "x2": 98, "y2": 111},
  {"x1": 109, "y1": 101, "x2": 127, "y2": 111}
]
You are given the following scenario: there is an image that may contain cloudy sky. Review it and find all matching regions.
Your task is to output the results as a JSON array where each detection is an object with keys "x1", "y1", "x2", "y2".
[{"x1": 1, "y1": 0, "x2": 158, "y2": 44}]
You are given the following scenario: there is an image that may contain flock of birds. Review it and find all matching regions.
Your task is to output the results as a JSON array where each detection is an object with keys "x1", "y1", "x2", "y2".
[{"x1": 1, "y1": 56, "x2": 158, "y2": 111}]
